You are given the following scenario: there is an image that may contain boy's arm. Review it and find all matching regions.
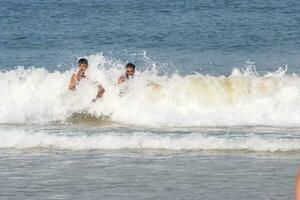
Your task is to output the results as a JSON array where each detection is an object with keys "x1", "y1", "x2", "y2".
[
  {"x1": 117, "y1": 75, "x2": 126, "y2": 85},
  {"x1": 69, "y1": 74, "x2": 78, "y2": 90},
  {"x1": 296, "y1": 168, "x2": 300, "y2": 200},
  {"x1": 93, "y1": 84, "x2": 105, "y2": 102}
]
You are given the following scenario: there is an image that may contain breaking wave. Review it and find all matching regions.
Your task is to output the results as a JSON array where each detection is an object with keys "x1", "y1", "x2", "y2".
[
  {"x1": 0, "y1": 128, "x2": 299, "y2": 152},
  {"x1": 1, "y1": 53, "x2": 300, "y2": 127}
]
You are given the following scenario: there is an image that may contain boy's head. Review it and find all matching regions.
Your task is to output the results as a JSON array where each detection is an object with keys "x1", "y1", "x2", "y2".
[
  {"x1": 78, "y1": 58, "x2": 88, "y2": 71},
  {"x1": 125, "y1": 63, "x2": 135, "y2": 78}
]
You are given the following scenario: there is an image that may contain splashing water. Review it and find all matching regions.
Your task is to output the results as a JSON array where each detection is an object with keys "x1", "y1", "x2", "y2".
[{"x1": 0, "y1": 53, "x2": 299, "y2": 127}]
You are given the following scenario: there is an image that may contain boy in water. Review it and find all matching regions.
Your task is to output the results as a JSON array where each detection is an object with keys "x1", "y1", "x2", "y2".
[
  {"x1": 117, "y1": 62, "x2": 161, "y2": 88},
  {"x1": 117, "y1": 63, "x2": 136, "y2": 84},
  {"x1": 69, "y1": 58, "x2": 105, "y2": 99},
  {"x1": 69, "y1": 58, "x2": 88, "y2": 90}
]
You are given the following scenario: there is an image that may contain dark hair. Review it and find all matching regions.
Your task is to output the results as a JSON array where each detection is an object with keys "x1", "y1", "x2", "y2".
[
  {"x1": 78, "y1": 58, "x2": 88, "y2": 65},
  {"x1": 126, "y1": 63, "x2": 135, "y2": 70}
]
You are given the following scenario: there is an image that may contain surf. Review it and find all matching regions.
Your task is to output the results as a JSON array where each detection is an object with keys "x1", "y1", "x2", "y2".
[
  {"x1": 0, "y1": 126, "x2": 299, "y2": 152},
  {"x1": 1, "y1": 53, "x2": 300, "y2": 127}
]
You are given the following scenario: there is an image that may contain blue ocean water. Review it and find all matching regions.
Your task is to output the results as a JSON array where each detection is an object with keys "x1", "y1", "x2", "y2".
[
  {"x1": 1, "y1": 1, "x2": 300, "y2": 199},
  {"x1": 2, "y1": 0, "x2": 300, "y2": 74}
]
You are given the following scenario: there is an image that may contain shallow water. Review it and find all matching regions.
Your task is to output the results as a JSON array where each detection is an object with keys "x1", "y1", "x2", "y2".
[
  {"x1": 0, "y1": 124, "x2": 299, "y2": 199},
  {"x1": 1, "y1": 0, "x2": 300, "y2": 199},
  {"x1": 0, "y1": 149, "x2": 298, "y2": 200}
]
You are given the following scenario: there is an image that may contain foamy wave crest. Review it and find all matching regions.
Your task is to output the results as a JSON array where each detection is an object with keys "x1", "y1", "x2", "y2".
[
  {"x1": 0, "y1": 129, "x2": 299, "y2": 152},
  {"x1": 1, "y1": 53, "x2": 300, "y2": 126}
]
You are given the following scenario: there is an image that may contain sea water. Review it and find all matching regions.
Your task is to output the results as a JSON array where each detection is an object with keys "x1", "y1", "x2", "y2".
[{"x1": 0, "y1": 0, "x2": 299, "y2": 199}]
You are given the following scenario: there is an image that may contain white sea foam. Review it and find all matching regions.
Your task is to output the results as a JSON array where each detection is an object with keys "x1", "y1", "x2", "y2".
[
  {"x1": 0, "y1": 128, "x2": 299, "y2": 152},
  {"x1": 1, "y1": 53, "x2": 300, "y2": 126}
]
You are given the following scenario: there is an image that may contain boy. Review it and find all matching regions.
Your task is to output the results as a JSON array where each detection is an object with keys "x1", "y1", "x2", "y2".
[{"x1": 69, "y1": 58, "x2": 105, "y2": 99}]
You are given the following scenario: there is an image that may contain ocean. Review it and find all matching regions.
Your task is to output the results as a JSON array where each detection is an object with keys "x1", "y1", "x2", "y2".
[{"x1": 0, "y1": 0, "x2": 299, "y2": 199}]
